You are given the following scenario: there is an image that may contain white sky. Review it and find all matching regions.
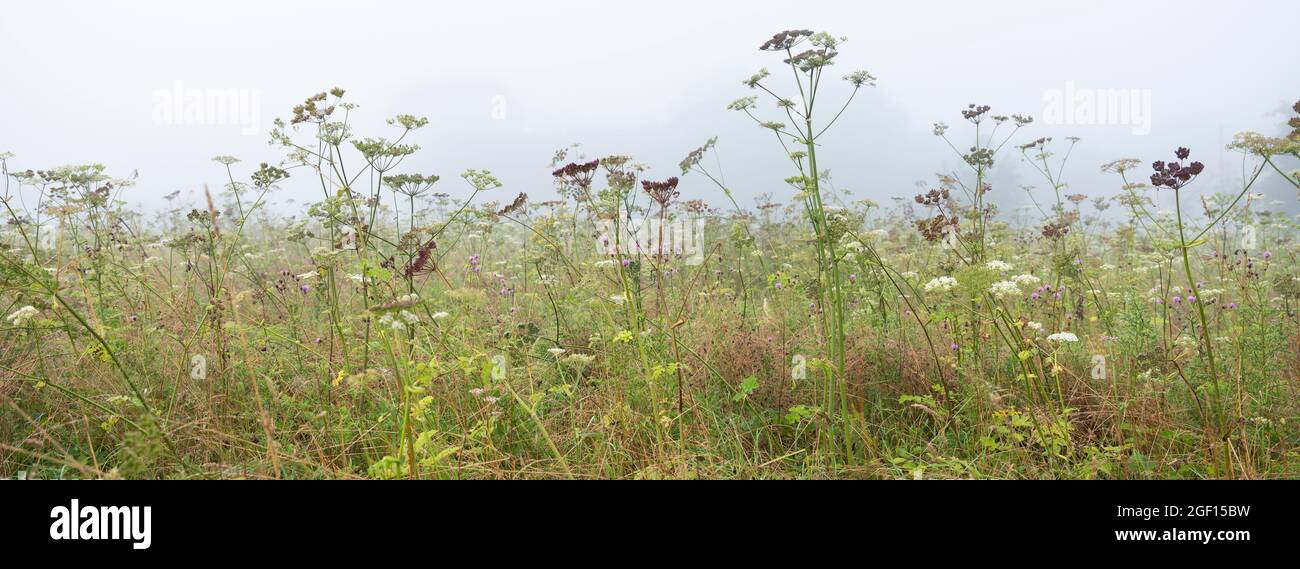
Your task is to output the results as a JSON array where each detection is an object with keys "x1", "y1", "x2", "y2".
[{"x1": 2, "y1": 0, "x2": 1298, "y2": 216}]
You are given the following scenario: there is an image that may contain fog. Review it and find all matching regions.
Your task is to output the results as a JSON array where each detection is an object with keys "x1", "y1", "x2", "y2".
[{"x1": 2, "y1": 0, "x2": 1298, "y2": 218}]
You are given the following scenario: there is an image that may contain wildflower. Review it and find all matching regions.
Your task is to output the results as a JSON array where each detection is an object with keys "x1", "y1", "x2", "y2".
[
  {"x1": 759, "y1": 29, "x2": 813, "y2": 51},
  {"x1": 1047, "y1": 332, "x2": 1080, "y2": 343},
  {"x1": 1262, "y1": 251, "x2": 1272, "y2": 259},
  {"x1": 844, "y1": 70, "x2": 876, "y2": 88},
  {"x1": 1011, "y1": 274, "x2": 1041, "y2": 287},
  {"x1": 313, "y1": 337, "x2": 323, "y2": 344},
  {"x1": 1149, "y1": 147, "x2": 1205, "y2": 190},
  {"x1": 6, "y1": 306, "x2": 38, "y2": 326},
  {"x1": 1026, "y1": 321, "x2": 1044, "y2": 333},
  {"x1": 986, "y1": 260, "x2": 1013, "y2": 272},
  {"x1": 547, "y1": 348, "x2": 567, "y2": 356},
  {"x1": 431, "y1": 311, "x2": 450, "y2": 320},
  {"x1": 988, "y1": 280, "x2": 1021, "y2": 299},
  {"x1": 564, "y1": 353, "x2": 596, "y2": 368},
  {"x1": 641, "y1": 177, "x2": 680, "y2": 208},
  {"x1": 924, "y1": 276, "x2": 958, "y2": 293}
]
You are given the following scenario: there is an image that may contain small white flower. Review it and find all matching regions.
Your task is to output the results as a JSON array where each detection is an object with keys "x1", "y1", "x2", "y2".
[
  {"x1": 6, "y1": 306, "x2": 38, "y2": 326},
  {"x1": 564, "y1": 353, "x2": 595, "y2": 367},
  {"x1": 1047, "y1": 332, "x2": 1079, "y2": 343},
  {"x1": 547, "y1": 348, "x2": 567, "y2": 356},
  {"x1": 1011, "y1": 274, "x2": 1041, "y2": 287},
  {"x1": 431, "y1": 311, "x2": 450, "y2": 320},
  {"x1": 1026, "y1": 321, "x2": 1043, "y2": 332},
  {"x1": 986, "y1": 260, "x2": 1013, "y2": 272},
  {"x1": 988, "y1": 280, "x2": 1021, "y2": 299},
  {"x1": 924, "y1": 276, "x2": 958, "y2": 293}
]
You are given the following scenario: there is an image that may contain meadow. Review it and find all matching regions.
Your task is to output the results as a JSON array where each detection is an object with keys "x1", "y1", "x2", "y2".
[{"x1": 3, "y1": 30, "x2": 1299, "y2": 479}]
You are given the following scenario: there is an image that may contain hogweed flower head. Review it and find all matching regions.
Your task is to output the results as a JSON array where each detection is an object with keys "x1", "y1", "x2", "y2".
[{"x1": 1047, "y1": 332, "x2": 1079, "y2": 343}]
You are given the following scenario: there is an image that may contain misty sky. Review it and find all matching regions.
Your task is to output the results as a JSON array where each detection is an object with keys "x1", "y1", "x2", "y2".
[{"x1": 2, "y1": 0, "x2": 1298, "y2": 218}]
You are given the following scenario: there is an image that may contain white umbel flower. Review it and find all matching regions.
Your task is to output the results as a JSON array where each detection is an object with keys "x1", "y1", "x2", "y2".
[
  {"x1": 988, "y1": 280, "x2": 1021, "y2": 299},
  {"x1": 1011, "y1": 274, "x2": 1041, "y2": 287},
  {"x1": 6, "y1": 306, "x2": 38, "y2": 326},
  {"x1": 986, "y1": 260, "x2": 1013, "y2": 272},
  {"x1": 924, "y1": 276, "x2": 958, "y2": 293},
  {"x1": 1047, "y1": 332, "x2": 1079, "y2": 343}
]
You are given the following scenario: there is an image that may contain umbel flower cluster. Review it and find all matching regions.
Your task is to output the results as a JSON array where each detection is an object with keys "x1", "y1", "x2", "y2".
[{"x1": 1150, "y1": 147, "x2": 1205, "y2": 190}]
